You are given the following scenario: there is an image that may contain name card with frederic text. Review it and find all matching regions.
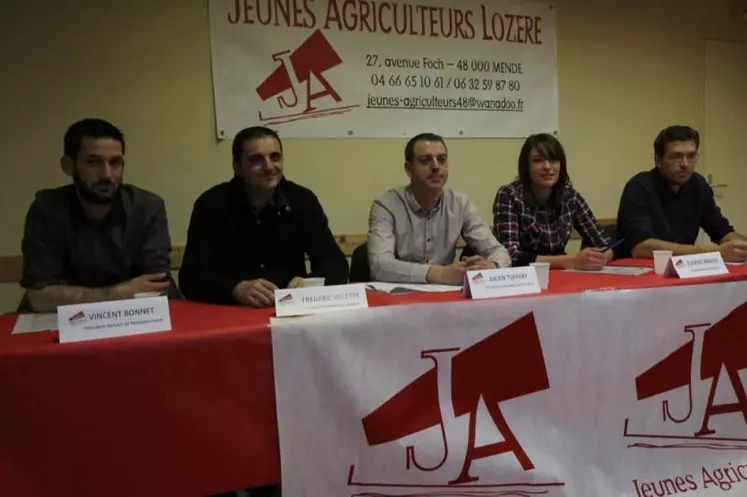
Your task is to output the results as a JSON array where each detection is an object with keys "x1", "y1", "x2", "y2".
[
  {"x1": 463, "y1": 267, "x2": 541, "y2": 300},
  {"x1": 57, "y1": 296, "x2": 172, "y2": 344},
  {"x1": 664, "y1": 252, "x2": 729, "y2": 279},
  {"x1": 274, "y1": 283, "x2": 368, "y2": 317}
]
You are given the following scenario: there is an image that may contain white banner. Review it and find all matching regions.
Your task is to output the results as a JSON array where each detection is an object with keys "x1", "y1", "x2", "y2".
[
  {"x1": 208, "y1": 0, "x2": 558, "y2": 138},
  {"x1": 272, "y1": 282, "x2": 747, "y2": 496}
]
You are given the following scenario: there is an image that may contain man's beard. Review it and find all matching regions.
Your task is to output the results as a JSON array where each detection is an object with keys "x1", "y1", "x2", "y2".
[{"x1": 73, "y1": 169, "x2": 120, "y2": 205}]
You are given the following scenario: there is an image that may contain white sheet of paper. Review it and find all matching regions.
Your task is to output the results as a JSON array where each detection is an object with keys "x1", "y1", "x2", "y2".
[
  {"x1": 564, "y1": 266, "x2": 653, "y2": 276},
  {"x1": 365, "y1": 282, "x2": 462, "y2": 294},
  {"x1": 12, "y1": 313, "x2": 59, "y2": 334}
]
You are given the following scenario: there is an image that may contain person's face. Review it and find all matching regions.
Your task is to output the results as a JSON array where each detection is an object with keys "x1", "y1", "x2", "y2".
[
  {"x1": 655, "y1": 140, "x2": 698, "y2": 187},
  {"x1": 405, "y1": 140, "x2": 448, "y2": 191},
  {"x1": 234, "y1": 137, "x2": 284, "y2": 192},
  {"x1": 528, "y1": 148, "x2": 561, "y2": 190},
  {"x1": 63, "y1": 136, "x2": 124, "y2": 205}
]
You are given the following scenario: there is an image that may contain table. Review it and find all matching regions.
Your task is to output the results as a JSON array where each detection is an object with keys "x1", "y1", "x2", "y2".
[{"x1": 1, "y1": 260, "x2": 746, "y2": 497}]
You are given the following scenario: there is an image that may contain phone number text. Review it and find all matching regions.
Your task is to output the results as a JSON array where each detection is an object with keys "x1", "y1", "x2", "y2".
[{"x1": 370, "y1": 74, "x2": 521, "y2": 92}]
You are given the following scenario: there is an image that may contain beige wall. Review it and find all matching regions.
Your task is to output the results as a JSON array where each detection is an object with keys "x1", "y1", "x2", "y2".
[{"x1": 1, "y1": 0, "x2": 746, "y2": 312}]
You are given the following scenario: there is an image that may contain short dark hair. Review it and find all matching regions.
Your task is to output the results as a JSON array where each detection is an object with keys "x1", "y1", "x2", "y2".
[
  {"x1": 517, "y1": 133, "x2": 570, "y2": 206},
  {"x1": 654, "y1": 126, "x2": 700, "y2": 158},
  {"x1": 404, "y1": 132, "x2": 447, "y2": 163},
  {"x1": 232, "y1": 126, "x2": 282, "y2": 163},
  {"x1": 64, "y1": 118, "x2": 125, "y2": 159}
]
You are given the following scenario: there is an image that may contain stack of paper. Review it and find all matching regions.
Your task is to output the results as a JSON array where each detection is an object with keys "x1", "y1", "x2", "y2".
[
  {"x1": 564, "y1": 266, "x2": 653, "y2": 276},
  {"x1": 12, "y1": 313, "x2": 58, "y2": 334},
  {"x1": 365, "y1": 282, "x2": 462, "y2": 294}
]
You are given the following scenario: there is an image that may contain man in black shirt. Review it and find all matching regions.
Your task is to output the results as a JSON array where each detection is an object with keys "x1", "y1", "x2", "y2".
[
  {"x1": 179, "y1": 126, "x2": 348, "y2": 307},
  {"x1": 20, "y1": 118, "x2": 173, "y2": 312},
  {"x1": 616, "y1": 125, "x2": 747, "y2": 261}
]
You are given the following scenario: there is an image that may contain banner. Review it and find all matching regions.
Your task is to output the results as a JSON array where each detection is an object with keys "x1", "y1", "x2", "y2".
[
  {"x1": 271, "y1": 282, "x2": 747, "y2": 496},
  {"x1": 208, "y1": 0, "x2": 558, "y2": 138}
]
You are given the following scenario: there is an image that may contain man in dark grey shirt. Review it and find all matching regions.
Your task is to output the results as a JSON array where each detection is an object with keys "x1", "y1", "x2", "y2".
[{"x1": 20, "y1": 118, "x2": 173, "y2": 312}]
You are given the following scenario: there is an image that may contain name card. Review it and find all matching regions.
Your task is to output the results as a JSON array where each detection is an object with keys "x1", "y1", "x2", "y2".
[
  {"x1": 664, "y1": 252, "x2": 729, "y2": 279},
  {"x1": 275, "y1": 283, "x2": 369, "y2": 317},
  {"x1": 463, "y1": 267, "x2": 541, "y2": 300},
  {"x1": 57, "y1": 296, "x2": 172, "y2": 344}
]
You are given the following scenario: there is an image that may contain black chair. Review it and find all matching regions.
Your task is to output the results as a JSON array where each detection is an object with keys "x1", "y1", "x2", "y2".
[
  {"x1": 15, "y1": 293, "x2": 31, "y2": 313},
  {"x1": 459, "y1": 243, "x2": 476, "y2": 261},
  {"x1": 349, "y1": 243, "x2": 371, "y2": 283}
]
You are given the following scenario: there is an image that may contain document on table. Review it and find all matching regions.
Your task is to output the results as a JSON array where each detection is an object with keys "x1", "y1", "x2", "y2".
[
  {"x1": 366, "y1": 282, "x2": 462, "y2": 294},
  {"x1": 564, "y1": 266, "x2": 653, "y2": 276},
  {"x1": 12, "y1": 313, "x2": 59, "y2": 334}
]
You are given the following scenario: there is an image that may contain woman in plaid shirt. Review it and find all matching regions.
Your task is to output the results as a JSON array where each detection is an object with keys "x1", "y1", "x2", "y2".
[{"x1": 493, "y1": 133, "x2": 613, "y2": 269}]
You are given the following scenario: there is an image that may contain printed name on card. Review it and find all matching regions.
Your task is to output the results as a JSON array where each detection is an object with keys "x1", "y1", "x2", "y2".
[
  {"x1": 462, "y1": 267, "x2": 541, "y2": 300},
  {"x1": 275, "y1": 283, "x2": 369, "y2": 317},
  {"x1": 664, "y1": 252, "x2": 728, "y2": 279},
  {"x1": 57, "y1": 296, "x2": 171, "y2": 343}
]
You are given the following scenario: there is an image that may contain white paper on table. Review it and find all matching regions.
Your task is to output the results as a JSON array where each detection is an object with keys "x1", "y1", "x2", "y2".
[
  {"x1": 564, "y1": 266, "x2": 653, "y2": 276},
  {"x1": 365, "y1": 282, "x2": 462, "y2": 294},
  {"x1": 12, "y1": 313, "x2": 59, "y2": 334}
]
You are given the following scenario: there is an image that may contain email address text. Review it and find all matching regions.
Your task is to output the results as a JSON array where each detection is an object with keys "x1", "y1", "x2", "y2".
[{"x1": 367, "y1": 94, "x2": 525, "y2": 112}]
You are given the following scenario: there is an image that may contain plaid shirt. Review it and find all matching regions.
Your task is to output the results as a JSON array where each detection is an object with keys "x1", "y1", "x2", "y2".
[{"x1": 493, "y1": 180, "x2": 611, "y2": 266}]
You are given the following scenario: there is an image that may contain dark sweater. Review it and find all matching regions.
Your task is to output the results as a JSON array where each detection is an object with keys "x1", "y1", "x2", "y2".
[{"x1": 179, "y1": 177, "x2": 348, "y2": 304}]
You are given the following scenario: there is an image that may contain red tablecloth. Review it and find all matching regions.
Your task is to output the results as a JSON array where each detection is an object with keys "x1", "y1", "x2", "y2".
[
  {"x1": 1, "y1": 260, "x2": 746, "y2": 497},
  {"x1": 0, "y1": 302, "x2": 277, "y2": 497}
]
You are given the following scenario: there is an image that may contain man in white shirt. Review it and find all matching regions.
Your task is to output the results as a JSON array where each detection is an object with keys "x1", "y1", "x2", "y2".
[{"x1": 368, "y1": 132, "x2": 511, "y2": 284}]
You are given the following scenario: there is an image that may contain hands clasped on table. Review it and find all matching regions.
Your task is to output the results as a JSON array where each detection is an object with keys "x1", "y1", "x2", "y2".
[
  {"x1": 719, "y1": 240, "x2": 747, "y2": 263},
  {"x1": 232, "y1": 277, "x2": 310, "y2": 308}
]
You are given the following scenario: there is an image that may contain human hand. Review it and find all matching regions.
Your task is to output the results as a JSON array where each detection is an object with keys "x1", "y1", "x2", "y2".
[
  {"x1": 719, "y1": 240, "x2": 747, "y2": 263},
  {"x1": 232, "y1": 279, "x2": 279, "y2": 307},
  {"x1": 118, "y1": 273, "x2": 170, "y2": 298},
  {"x1": 427, "y1": 264, "x2": 467, "y2": 285},
  {"x1": 573, "y1": 248, "x2": 607, "y2": 271},
  {"x1": 288, "y1": 277, "x2": 305, "y2": 289},
  {"x1": 460, "y1": 255, "x2": 498, "y2": 271},
  {"x1": 604, "y1": 249, "x2": 614, "y2": 263}
]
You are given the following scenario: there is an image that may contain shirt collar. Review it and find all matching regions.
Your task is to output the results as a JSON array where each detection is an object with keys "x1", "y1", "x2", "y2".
[
  {"x1": 70, "y1": 185, "x2": 128, "y2": 224},
  {"x1": 230, "y1": 175, "x2": 290, "y2": 214},
  {"x1": 516, "y1": 180, "x2": 567, "y2": 209},
  {"x1": 651, "y1": 167, "x2": 695, "y2": 198},
  {"x1": 405, "y1": 186, "x2": 443, "y2": 215}
]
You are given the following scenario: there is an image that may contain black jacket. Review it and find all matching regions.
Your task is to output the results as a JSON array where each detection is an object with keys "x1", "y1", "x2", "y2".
[{"x1": 179, "y1": 177, "x2": 348, "y2": 304}]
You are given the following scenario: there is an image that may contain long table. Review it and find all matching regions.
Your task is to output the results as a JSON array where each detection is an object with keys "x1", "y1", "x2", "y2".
[{"x1": 1, "y1": 260, "x2": 746, "y2": 497}]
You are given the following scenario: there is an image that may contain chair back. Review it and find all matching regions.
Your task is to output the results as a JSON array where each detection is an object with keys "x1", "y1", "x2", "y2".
[{"x1": 349, "y1": 243, "x2": 371, "y2": 283}]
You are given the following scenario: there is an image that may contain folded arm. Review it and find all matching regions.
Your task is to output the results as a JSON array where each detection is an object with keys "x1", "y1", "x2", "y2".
[
  {"x1": 617, "y1": 181, "x2": 711, "y2": 258},
  {"x1": 21, "y1": 200, "x2": 121, "y2": 312},
  {"x1": 572, "y1": 192, "x2": 614, "y2": 263},
  {"x1": 27, "y1": 285, "x2": 125, "y2": 313},
  {"x1": 722, "y1": 232, "x2": 747, "y2": 243},
  {"x1": 630, "y1": 188, "x2": 742, "y2": 257},
  {"x1": 631, "y1": 239, "x2": 717, "y2": 258}
]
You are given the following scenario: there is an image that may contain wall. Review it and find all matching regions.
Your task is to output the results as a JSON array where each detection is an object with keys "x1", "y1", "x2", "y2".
[{"x1": 0, "y1": 0, "x2": 745, "y2": 312}]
